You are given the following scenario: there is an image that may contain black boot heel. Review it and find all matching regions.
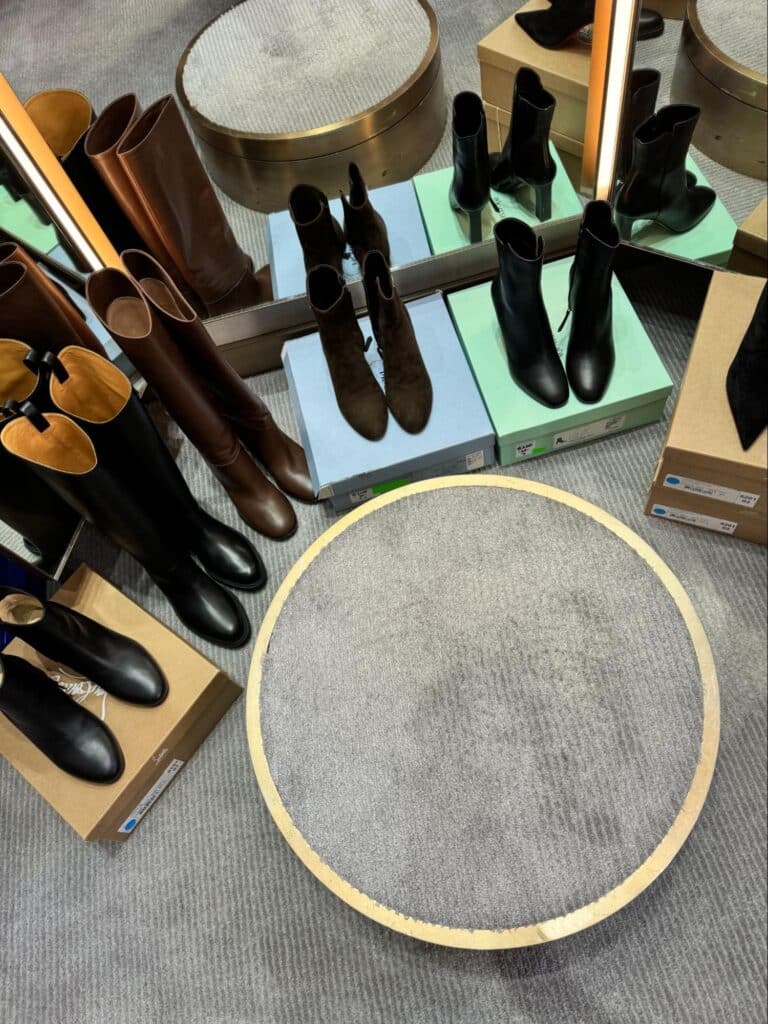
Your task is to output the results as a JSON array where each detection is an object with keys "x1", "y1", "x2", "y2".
[
  {"x1": 534, "y1": 183, "x2": 552, "y2": 221},
  {"x1": 468, "y1": 208, "x2": 484, "y2": 243}
]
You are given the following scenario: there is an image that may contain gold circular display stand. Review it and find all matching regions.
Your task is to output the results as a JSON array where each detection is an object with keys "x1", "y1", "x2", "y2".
[
  {"x1": 671, "y1": 0, "x2": 767, "y2": 179},
  {"x1": 246, "y1": 476, "x2": 720, "y2": 950},
  {"x1": 176, "y1": 0, "x2": 445, "y2": 212}
]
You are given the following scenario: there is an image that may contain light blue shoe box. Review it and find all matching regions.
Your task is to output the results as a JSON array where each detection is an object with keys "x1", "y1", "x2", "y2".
[
  {"x1": 267, "y1": 180, "x2": 433, "y2": 300},
  {"x1": 282, "y1": 292, "x2": 496, "y2": 512}
]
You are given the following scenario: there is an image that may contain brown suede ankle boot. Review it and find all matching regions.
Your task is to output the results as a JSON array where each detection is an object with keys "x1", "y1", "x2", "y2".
[
  {"x1": 362, "y1": 251, "x2": 432, "y2": 434},
  {"x1": 308, "y1": 266, "x2": 388, "y2": 442},
  {"x1": 341, "y1": 163, "x2": 390, "y2": 266},
  {"x1": 290, "y1": 185, "x2": 346, "y2": 272}
]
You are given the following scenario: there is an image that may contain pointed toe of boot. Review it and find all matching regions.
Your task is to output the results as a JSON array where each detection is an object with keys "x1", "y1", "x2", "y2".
[
  {"x1": 518, "y1": 363, "x2": 570, "y2": 408},
  {"x1": 568, "y1": 352, "x2": 614, "y2": 404},
  {"x1": 389, "y1": 387, "x2": 433, "y2": 435},
  {"x1": 343, "y1": 394, "x2": 389, "y2": 441}
]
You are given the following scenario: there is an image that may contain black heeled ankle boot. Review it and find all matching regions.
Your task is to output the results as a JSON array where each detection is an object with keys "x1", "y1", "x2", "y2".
[
  {"x1": 618, "y1": 69, "x2": 660, "y2": 183},
  {"x1": 449, "y1": 92, "x2": 490, "y2": 244},
  {"x1": 726, "y1": 283, "x2": 768, "y2": 451},
  {"x1": 517, "y1": 0, "x2": 663, "y2": 48},
  {"x1": 0, "y1": 653, "x2": 124, "y2": 783},
  {"x1": 289, "y1": 185, "x2": 346, "y2": 271},
  {"x1": 490, "y1": 68, "x2": 556, "y2": 220},
  {"x1": 615, "y1": 105, "x2": 715, "y2": 239},
  {"x1": 0, "y1": 587, "x2": 168, "y2": 706},
  {"x1": 491, "y1": 218, "x2": 569, "y2": 408},
  {"x1": 564, "y1": 201, "x2": 620, "y2": 404}
]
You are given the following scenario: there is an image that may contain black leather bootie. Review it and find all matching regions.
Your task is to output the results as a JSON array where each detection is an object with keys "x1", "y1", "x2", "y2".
[
  {"x1": 449, "y1": 92, "x2": 490, "y2": 243},
  {"x1": 0, "y1": 408, "x2": 251, "y2": 649},
  {"x1": 491, "y1": 218, "x2": 568, "y2": 408},
  {"x1": 517, "y1": 0, "x2": 663, "y2": 48},
  {"x1": 341, "y1": 163, "x2": 390, "y2": 266},
  {"x1": 618, "y1": 69, "x2": 660, "y2": 182},
  {"x1": 41, "y1": 345, "x2": 266, "y2": 592},
  {"x1": 726, "y1": 283, "x2": 768, "y2": 451},
  {"x1": 615, "y1": 105, "x2": 715, "y2": 239},
  {"x1": 490, "y1": 68, "x2": 556, "y2": 220},
  {"x1": 0, "y1": 653, "x2": 123, "y2": 783},
  {"x1": 564, "y1": 201, "x2": 620, "y2": 404},
  {"x1": 0, "y1": 587, "x2": 168, "y2": 706},
  {"x1": 290, "y1": 185, "x2": 346, "y2": 272}
]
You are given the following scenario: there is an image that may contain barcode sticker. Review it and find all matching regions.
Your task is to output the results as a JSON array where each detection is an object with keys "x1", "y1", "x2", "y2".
[
  {"x1": 118, "y1": 758, "x2": 185, "y2": 834},
  {"x1": 663, "y1": 474, "x2": 759, "y2": 509},
  {"x1": 651, "y1": 504, "x2": 738, "y2": 535},
  {"x1": 552, "y1": 415, "x2": 626, "y2": 449}
]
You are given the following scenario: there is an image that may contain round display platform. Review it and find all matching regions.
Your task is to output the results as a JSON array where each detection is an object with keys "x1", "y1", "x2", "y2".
[
  {"x1": 672, "y1": 0, "x2": 767, "y2": 179},
  {"x1": 177, "y1": 0, "x2": 445, "y2": 211},
  {"x1": 247, "y1": 478, "x2": 719, "y2": 949}
]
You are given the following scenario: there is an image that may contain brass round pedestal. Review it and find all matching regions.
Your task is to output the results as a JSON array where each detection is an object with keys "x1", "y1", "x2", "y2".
[
  {"x1": 671, "y1": 0, "x2": 767, "y2": 180},
  {"x1": 176, "y1": 0, "x2": 445, "y2": 212}
]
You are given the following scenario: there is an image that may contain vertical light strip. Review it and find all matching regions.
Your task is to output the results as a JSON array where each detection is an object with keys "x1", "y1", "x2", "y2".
[
  {"x1": 0, "y1": 73, "x2": 120, "y2": 272},
  {"x1": 582, "y1": 0, "x2": 642, "y2": 199}
]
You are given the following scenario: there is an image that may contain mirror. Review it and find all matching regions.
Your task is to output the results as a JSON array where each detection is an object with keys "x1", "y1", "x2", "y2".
[{"x1": 614, "y1": 0, "x2": 766, "y2": 266}]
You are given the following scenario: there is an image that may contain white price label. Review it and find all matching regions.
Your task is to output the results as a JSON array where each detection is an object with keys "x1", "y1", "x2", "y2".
[
  {"x1": 663, "y1": 474, "x2": 760, "y2": 509},
  {"x1": 465, "y1": 450, "x2": 486, "y2": 471},
  {"x1": 552, "y1": 415, "x2": 626, "y2": 449},
  {"x1": 118, "y1": 759, "x2": 185, "y2": 834},
  {"x1": 651, "y1": 504, "x2": 738, "y2": 535}
]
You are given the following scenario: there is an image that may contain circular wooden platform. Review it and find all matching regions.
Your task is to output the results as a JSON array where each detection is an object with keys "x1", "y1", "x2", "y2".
[
  {"x1": 247, "y1": 477, "x2": 719, "y2": 949},
  {"x1": 176, "y1": 0, "x2": 445, "y2": 211},
  {"x1": 672, "y1": 0, "x2": 767, "y2": 179}
]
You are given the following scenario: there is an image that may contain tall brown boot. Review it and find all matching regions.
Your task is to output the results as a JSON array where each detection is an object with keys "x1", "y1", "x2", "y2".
[
  {"x1": 0, "y1": 243, "x2": 106, "y2": 355},
  {"x1": 86, "y1": 268, "x2": 296, "y2": 539},
  {"x1": 122, "y1": 249, "x2": 315, "y2": 502},
  {"x1": 341, "y1": 163, "x2": 390, "y2": 266},
  {"x1": 362, "y1": 251, "x2": 432, "y2": 434},
  {"x1": 308, "y1": 265, "x2": 388, "y2": 442},
  {"x1": 114, "y1": 96, "x2": 270, "y2": 317}
]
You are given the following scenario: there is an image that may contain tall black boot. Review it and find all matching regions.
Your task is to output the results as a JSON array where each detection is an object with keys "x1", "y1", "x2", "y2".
[
  {"x1": 726, "y1": 283, "x2": 768, "y2": 451},
  {"x1": 618, "y1": 69, "x2": 660, "y2": 183},
  {"x1": 449, "y1": 92, "x2": 490, "y2": 244},
  {"x1": 490, "y1": 68, "x2": 556, "y2": 220},
  {"x1": 615, "y1": 105, "x2": 715, "y2": 239},
  {"x1": 491, "y1": 218, "x2": 568, "y2": 408},
  {"x1": 0, "y1": 408, "x2": 251, "y2": 649},
  {"x1": 41, "y1": 345, "x2": 266, "y2": 592},
  {"x1": 0, "y1": 587, "x2": 168, "y2": 706},
  {"x1": 564, "y1": 201, "x2": 620, "y2": 404},
  {"x1": 0, "y1": 653, "x2": 123, "y2": 783}
]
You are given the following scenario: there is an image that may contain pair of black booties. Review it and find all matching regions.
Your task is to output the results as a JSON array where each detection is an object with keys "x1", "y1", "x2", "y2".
[
  {"x1": 492, "y1": 201, "x2": 619, "y2": 408},
  {"x1": 0, "y1": 588, "x2": 168, "y2": 783},
  {"x1": 450, "y1": 69, "x2": 556, "y2": 242}
]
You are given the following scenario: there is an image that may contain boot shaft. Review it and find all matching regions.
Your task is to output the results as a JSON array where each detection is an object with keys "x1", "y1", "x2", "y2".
[
  {"x1": 290, "y1": 185, "x2": 344, "y2": 268},
  {"x1": 341, "y1": 163, "x2": 390, "y2": 264},
  {"x1": 619, "y1": 68, "x2": 660, "y2": 179},
  {"x1": 571, "y1": 201, "x2": 619, "y2": 301},
  {"x1": 510, "y1": 68, "x2": 555, "y2": 178},
  {"x1": 494, "y1": 217, "x2": 545, "y2": 299},
  {"x1": 451, "y1": 92, "x2": 490, "y2": 210}
]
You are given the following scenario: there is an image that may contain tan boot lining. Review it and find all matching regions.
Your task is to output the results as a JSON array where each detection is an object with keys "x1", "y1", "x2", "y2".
[
  {"x1": 25, "y1": 90, "x2": 92, "y2": 158},
  {"x1": 0, "y1": 339, "x2": 37, "y2": 403},
  {"x1": 52, "y1": 346, "x2": 131, "y2": 424},
  {"x1": 106, "y1": 296, "x2": 151, "y2": 338},
  {"x1": 1, "y1": 414, "x2": 96, "y2": 475},
  {"x1": 140, "y1": 277, "x2": 185, "y2": 318},
  {"x1": 0, "y1": 594, "x2": 44, "y2": 626}
]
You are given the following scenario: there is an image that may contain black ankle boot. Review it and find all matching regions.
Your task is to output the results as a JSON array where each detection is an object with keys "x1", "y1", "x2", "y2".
[
  {"x1": 0, "y1": 653, "x2": 124, "y2": 782},
  {"x1": 491, "y1": 218, "x2": 568, "y2": 408},
  {"x1": 564, "y1": 201, "x2": 620, "y2": 404},
  {"x1": 449, "y1": 92, "x2": 490, "y2": 244},
  {"x1": 0, "y1": 587, "x2": 168, "y2": 705},
  {"x1": 490, "y1": 68, "x2": 556, "y2": 220},
  {"x1": 615, "y1": 105, "x2": 716, "y2": 239},
  {"x1": 618, "y1": 69, "x2": 660, "y2": 183},
  {"x1": 726, "y1": 283, "x2": 768, "y2": 451},
  {"x1": 517, "y1": 0, "x2": 663, "y2": 48},
  {"x1": 289, "y1": 185, "x2": 346, "y2": 271}
]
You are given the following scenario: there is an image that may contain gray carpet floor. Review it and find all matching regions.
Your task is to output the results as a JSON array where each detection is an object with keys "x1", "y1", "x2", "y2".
[{"x1": 0, "y1": 3, "x2": 767, "y2": 1023}]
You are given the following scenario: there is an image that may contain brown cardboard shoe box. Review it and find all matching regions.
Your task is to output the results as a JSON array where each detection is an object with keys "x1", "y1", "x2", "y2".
[
  {"x1": 648, "y1": 0, "x2": 688, "y2": 19},
  {"x1": 0, "y1": 564, "x2": 241, "y2": 840},
  {"x1": 728, "y1": 197, "x2": 768, "y2": 278},
  {"x1": 478, "y1": 1, "x2": 590, "y2": 153},
  {"x1": 645, "y1": 270, "x2": 767, "y2": 544}
]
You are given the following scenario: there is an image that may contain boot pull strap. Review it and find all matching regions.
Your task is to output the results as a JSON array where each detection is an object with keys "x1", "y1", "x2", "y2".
[
  {"x1": 19, "y1": 401, "x2": 50, "y2": 433},
  {"x1": 40, "y1": 351, "x2": 69, "y2": 383},
  {"x1": 22, "y1": 349, "x2": 42, "y2": 373},
  {"x1": 1, "y1": 399, "x2": 21, "y2": 421}
]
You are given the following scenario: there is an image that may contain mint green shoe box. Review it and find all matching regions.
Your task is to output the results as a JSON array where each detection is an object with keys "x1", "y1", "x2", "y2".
[
  {"x1": 620, "y1": 155, "x2": 736, "y2": 266},
  {"x1": 446, "y1": 256, "x2": 674, "y2": 466},
  {"x1": 413, "y1": 146, "x2": 582, "y2": 255}
]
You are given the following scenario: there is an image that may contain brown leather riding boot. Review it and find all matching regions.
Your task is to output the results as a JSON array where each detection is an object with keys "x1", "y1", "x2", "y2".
[
  {"x1": 341, "y1": 163, "x2": 390, "y2": 267},
  {"x1": 86, "y1": 268, "x2": 297, "y2": 539},
  {"x1": 290, "y1": 185, "x2": 346, "y2": 272},
  {"x1": 362, "y1": 251, "x2": 432, "y2": 434},
  {"x1": 308, "y1": 265, "x2": 388, "y2": 441},
  {"x1": 113, "y1": 96, "x2": 270, "y2": 317},
  {"x1": 0, "y1": 243, "x2": 106, "y2": 355},
  {"x1": 122, "y1": 250, "x2": 315, "y2": 502}
]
